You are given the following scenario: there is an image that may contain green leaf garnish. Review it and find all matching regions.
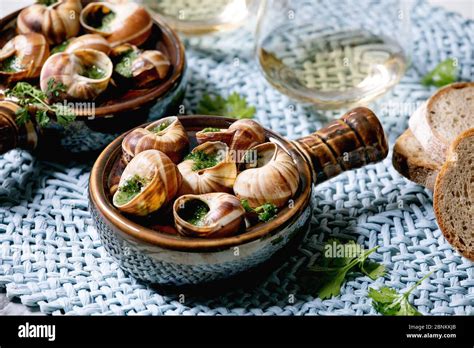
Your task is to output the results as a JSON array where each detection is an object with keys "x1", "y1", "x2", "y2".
[
  {"x1": 197, "y1": 92, "x2": 256, "y2": 119},
  {"x1": 240, "y1": 199, "x2": 278, "y2": 222},
  {"x1": 185, "y1": 150, "x2": 219, "y2": 171},
  {"x1": 5, "y1": 80, "x2": 76, "y2": 127},
  {"x1": 421, "y1": 58, "x2": 458, "y2": 87},
  {"x1": 368, "y1": 271, "x2": 434, "y2": 316},
  {"x1": 301, "y1": 239, "x2": 385, "y2": 299},
  {"x1": 37, "y1": 0, "x2": 58, "y2": 6}
]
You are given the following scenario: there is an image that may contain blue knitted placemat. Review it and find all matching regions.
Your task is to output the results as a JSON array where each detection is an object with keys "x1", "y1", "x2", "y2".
[{"x1": 0, "y1": 0, "x2": 473, "y2": 315}]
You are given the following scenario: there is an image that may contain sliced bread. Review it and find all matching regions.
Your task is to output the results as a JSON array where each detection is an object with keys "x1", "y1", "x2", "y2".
[
  {"x1": 392, "y1": 129, "x2": 441, "y2": 190},
  {"x1": 409, "y1": 82, "x2": 474, "y2": 163},
  {"x1": 433, "y1": 128, "x2": 474, "y2": 261}
]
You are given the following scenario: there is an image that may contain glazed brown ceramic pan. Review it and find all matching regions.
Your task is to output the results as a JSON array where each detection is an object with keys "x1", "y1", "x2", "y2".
[
  {"x1": 89, "y1": 107, "x2": 388, "y2": 286},
  {"x1": 0, "y1": 0, "x2": 186, "y2": 157}
]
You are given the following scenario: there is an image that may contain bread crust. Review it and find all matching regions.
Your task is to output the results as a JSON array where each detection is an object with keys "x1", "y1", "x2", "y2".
[
  {"x1": 433, "y1": 128, "x2": 474, "y2": 261},
  {"x1": 392, "y1": 129, "x2": 440, "y2": 190},
  {"x1": 409, "y1": 82, "x2": 474, "y2": 163}
]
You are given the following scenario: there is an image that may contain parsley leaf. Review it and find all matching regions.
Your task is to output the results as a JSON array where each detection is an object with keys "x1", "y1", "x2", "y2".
[
  {"x1": 5, "y1": 80, "x2": 76, "y2": 128},
  {"x1": 421, "y1": 58, "x2": 458, "y2": 87},
  {"x1": 197, "y1": 92, "x2": 256, "y2": 119},
  {"x1": 368, "y1": 271, "x2": 434, "y2": 316},
  {"x1": 301, "y1": 239, "x2": 385, "y2": 299}
]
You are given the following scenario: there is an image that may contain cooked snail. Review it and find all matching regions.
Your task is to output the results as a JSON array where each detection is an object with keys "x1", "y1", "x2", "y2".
[
  {"x1": 113, "y1": 149, "x2": 182, "y2": 216},
  {"x1": 178, "y1": 141, "x2": 237, "y2": 195},
  {"x1": 196, "y1": 119, "x2": 266, "y2": 162},
  {"x1": 173, "y1": 193, "x2": 245, "y2": 238},
  {"x1": 122, "y1": 116, "x2": 189, "y2": 164},
  {"x1": 233, "y1": 142, "x2": 299, "y2": 208},
  {"x1": 0, "y1": 33, "x2": 49, "y2": 83},
  {"x1": 17, "y1": 0, "x2": 82, "y2": 45},
  {"x1": 111, "y1": 44, "x2": 171, "y2": 88},
  {"x1": 80, "y1": 1, "x2": 152, "y2": 47},
  {"x1": 40, "y1": 48, "x2": 113, "y2": 101},
  {"x1": 65, "y1": 34, "x2": 111, "y2": 54}
]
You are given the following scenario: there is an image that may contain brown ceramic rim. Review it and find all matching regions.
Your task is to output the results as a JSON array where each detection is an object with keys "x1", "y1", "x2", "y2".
[
  {"x1": 89, "y1": 115, "x2": 312, "y2": 252},
  {"x1": 0, "y1": 4, "x2": 186, "y2": 118}
]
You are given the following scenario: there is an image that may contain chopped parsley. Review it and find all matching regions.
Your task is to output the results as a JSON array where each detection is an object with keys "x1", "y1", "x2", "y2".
[
  {"x1": 114, "y1": 175, "x2": 148, "y2": 205},
  {"x1": 185, "y1": 150, "x2": 219, "y2": 171}
]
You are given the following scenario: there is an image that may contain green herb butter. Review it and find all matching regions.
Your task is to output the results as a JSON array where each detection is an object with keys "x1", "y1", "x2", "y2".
[
  {"x1": 0, "y1": 56, "x2": 22, "y2": 73},
  {"x1": 201, "y1": 127, "x2": 220, "y2": 133},
  {"x1": 180, "y1": 200, "x2": 210, "y2": 226},
  {"x1": 114, "y1": 50, "x2": 139, "y2": 78},
  {"x1": 185, "y1": 150, "x2": 219, "y2": 171},
  {"x1": 80, "y1": 65, "x2": 105, "y2": 79},
  {"x1": 151, "y1": 121, "x2": 170, "y2": 134},
  {"x1": 114, "y1": 175, "x2": 148, "y2": 205}
]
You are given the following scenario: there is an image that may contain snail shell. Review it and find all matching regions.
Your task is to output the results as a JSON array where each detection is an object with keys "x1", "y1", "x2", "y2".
[
  {"x1": 80, "y1": 2, "x2": 153, "y2": 47},
  {"x1": 122, "y1": 116, "x2": 189, "y2": 164},
  {"x1": 173, "y1": 193, "x2": 245, "y2": 238},
  {"x1": 131, "y1": 50, "x2": 171, "y2": 88},
  {"x1": 65, "y1": 34, "x2": 111, "y2": 54},
  {"x1": 111, "y1": 44, "x2": 171, "y2": 88},
  {"x1": 0, "y1": 100, "x2": 39, "y2": 153},
  {"x1": 17, "y1": 0, "x2": 82, "y2": 45},
  {"x1": 112, "y1": 149, "x2": 182, "y2": 216},
  {"x1": 233, "y1": 142, "x2": 299, "y2": 208},
  {"x1": 0, "y1": 33, "x2": 49, "y2": 83},
  {"x1": 196, "y1": 119, "x2": 266, "y2": 162},
  {"x1": 178, "y1": 141, "x2": 237, "y2": 195},
  {"x1": 40, "y1": 48, "x2": 113, "y2": 101}
]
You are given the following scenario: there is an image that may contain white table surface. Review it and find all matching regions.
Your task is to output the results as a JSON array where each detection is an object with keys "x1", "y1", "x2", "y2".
[{"x1": 0, "y1": 0, "x2": 472, "y2": 316}]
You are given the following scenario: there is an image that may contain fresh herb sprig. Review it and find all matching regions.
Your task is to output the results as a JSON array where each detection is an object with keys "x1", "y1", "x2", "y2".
[
  {"x1": 5, "y1": 80, "x2": 76, "y2": 127},
  {"x1": 421, "y1": 58, "x2": 458, "y2": 87},
  {"x1": 197, "y1": 92, "x2": 256, "y2": 119},
  {"x1": 241, "y1": 199, "x2": 278, "y2": 222},
  {"x1": 301, "y1": 239, "x2": 385, "y2": 300},
  {"x1": 368, "y1": 271, "x2": 434, "y2": 316}
]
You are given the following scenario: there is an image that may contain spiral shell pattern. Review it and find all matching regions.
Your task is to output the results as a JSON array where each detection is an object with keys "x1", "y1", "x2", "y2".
[
  {"x1": 234, "y1": 142, "x2": 300, "y2": 208},
  {"x1": 122, "y1": 116, "x2": 189, "y2": 164},
  {"x1": 65, "y1": 34, "x2": 111, "y2": 54},
  {"x1": 173, "y1": 193, "x2": 245, "y2": 238},
  {"x1": 40, "y1": 48, "x2": 113, "y2": 101},
  {"x1": 178, "y1": 141, "x2": 237, "y2": 195},
  {"x1": 113, "y1": 149, "x2": 182, "y2": 216},
  {"x1": 0, "y1": 33, "x2": 50, "y2": 83},
  {"x1": 80, "y1": 2, "x2": 152, "y2": 47},
  {"x1": 17, "y1": 0, "x2": 82, "y2": 45}
]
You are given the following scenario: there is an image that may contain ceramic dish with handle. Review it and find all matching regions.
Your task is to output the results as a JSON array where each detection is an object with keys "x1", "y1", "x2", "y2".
[
  {"x1": 89, "y1": 107, "x2": 388, "y2": 286},
  {"x1": 0, "y1": 0, "x2": 186, "y2": 157}
]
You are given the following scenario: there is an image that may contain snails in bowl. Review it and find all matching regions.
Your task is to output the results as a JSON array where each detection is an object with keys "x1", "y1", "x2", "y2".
[
  {"x1": 178, "y1": 141, "x2": 237, "y2": 195},
  {"x1": 113, "y1": 149, "x2": 182, "y2": 216},
  {"x1": 80, "y1": 1, "x2": 153, "y2": 47},
  {"x1": 196, "y1": 119, "x2": 266, "y2": 162},
  {"x1": 121, "y1": 116, "x2": 189, "y2": 164},
  {"x1": 173, "y1": 193, "x2": 245, "y2": 238},
  {"x1": 0, "y1": 33, "x2": 49, "y2": 83},
  {"x1": 111, "y1": 44, "x2": 171, "y2": 88},
  {"x1": 233, "y1": 142, "x2": 300, "y2": 209},
  {"x1": 40, "y1": 48, "x2": 113, "y2": 101},
  {"x1": 64, "y1": 34, "x2": 112, "y2": 54},
  {"x1": 17, "y1": 0, "x2": 82, "y2": 45}
]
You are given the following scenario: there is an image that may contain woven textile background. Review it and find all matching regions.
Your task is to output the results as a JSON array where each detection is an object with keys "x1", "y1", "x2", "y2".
[{"x1": 0, "y1": 0, "x2": 473, "y2": 315}]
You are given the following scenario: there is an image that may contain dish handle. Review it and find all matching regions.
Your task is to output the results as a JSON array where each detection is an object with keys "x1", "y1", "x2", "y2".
[
  {"x1": 293, "y1": 107, "x2": 389, "y2": 184},
  {"x1": 0, "y1": 102, "x2": 39, "y2": 154}
]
